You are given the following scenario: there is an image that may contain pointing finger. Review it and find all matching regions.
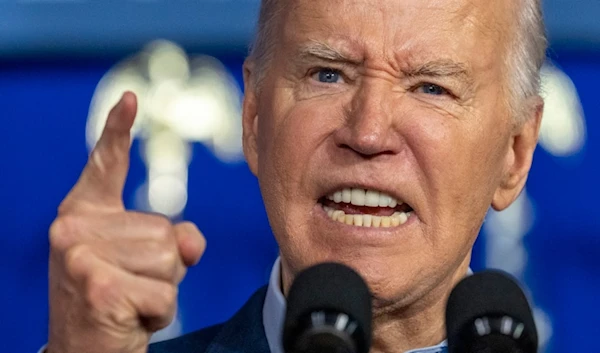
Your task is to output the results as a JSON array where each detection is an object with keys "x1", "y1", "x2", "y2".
[{"x1": 61, "y1": 92, "x2": 137, "y2": 213}]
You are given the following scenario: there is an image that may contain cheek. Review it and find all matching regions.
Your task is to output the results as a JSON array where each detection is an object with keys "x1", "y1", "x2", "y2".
[
  {"x1": 256, "y1": 92, "x2": 344, "y2": 191},
  {"x1": 406, "y1": 109, "x2": 508, "y2": 235},
  {"x1": 255, "y1": 89, "x2": 344, "y2": 236}
]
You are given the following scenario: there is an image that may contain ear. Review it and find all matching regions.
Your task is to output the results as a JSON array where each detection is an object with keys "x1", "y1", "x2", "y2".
[
  {"x1": 491, "y1": 96, "x2": 544, "y2": 211},
  {"x1": 242, "y1": 60, "x2": 260, "y2": 177}
]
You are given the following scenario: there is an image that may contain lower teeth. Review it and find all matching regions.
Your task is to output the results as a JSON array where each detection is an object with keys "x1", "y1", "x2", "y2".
[{"x1": 323, "y1": 206, "x2": 409, "y2": 227}]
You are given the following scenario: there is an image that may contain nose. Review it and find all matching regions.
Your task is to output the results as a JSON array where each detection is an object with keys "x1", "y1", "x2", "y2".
[{"x1": 334, "y1": 82, "x2": 402, "y2": 158}]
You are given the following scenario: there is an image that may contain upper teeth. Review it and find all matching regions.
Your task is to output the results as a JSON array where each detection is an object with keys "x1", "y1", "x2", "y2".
[{"x1": 327, "y1": 188, "x2": 402, "y2": 208}]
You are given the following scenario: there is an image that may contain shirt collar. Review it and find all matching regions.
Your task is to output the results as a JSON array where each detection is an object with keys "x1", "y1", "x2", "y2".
[{"x1": 262, "y1": 257, "x2": 448, "y2": 353}]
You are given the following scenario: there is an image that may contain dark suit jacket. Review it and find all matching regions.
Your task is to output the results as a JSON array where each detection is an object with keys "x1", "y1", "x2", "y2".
[{"x1": 149, "y1": 286, "x2": 270, "y2": 353}]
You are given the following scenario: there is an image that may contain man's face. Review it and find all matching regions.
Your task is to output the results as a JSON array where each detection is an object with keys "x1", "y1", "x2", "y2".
[{"x1": 243, "y1": 0, "x2": 539, "y2": 308}]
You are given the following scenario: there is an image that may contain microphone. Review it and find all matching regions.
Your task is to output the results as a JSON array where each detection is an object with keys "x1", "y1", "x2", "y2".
[
  {"x1": 445, "y1": 270, "x2": 538, "y2": 353},
  {"x1": 283, "y1": 263, "x2": 372, "y2": 353}
]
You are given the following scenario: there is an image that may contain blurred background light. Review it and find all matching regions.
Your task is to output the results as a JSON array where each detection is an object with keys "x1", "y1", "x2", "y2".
[
  {"x1": 86, "y1": 40, "x2": 244, "y2": 219},
  {"x1": 1, "y1": 2, "x2": 599, "y2": 353},
  {"x1": 483, "y1": 60, "x2": 590, "y2": 352},
  {"x1": 539, "y1": 64, "x2": 587, "y2": 157}
]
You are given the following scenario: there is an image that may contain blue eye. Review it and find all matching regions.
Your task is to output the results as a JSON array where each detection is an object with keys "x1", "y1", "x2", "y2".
[
  {"x1": 315, "y1": 68, "x2": 342, "y2": 83},
  {"x1": 418, "y1": 83, "x2": 448, "y2": 96}
]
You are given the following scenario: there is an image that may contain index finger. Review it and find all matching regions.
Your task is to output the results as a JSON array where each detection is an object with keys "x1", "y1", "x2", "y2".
[{"x1": 60, "y1": 92, "x2": 138, "y2": 213}]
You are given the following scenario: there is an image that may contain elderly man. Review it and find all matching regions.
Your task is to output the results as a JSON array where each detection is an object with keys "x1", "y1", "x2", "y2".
[{"x1": 45, "y1": 0, "x2": 546, "y2": 352}]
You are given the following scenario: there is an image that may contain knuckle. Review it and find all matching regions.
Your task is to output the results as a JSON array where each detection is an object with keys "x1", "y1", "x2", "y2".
[
  {"x1": 49, "y1": 216, "x2": 78, "y2": 251},
  {"x1": 175, "y1": 265, "x2": 187, "y2": 284},
  {"x1": 158, "y1": 284, "x2": 178, "y2": 312},
  {"x1": 157, "y1": 249, "x2": 178, "y2": 270},
  {"x1": 86, "y1": 271, "x2": 119, "y2": 309},
  {"x1": 144, "y1": 283, "x2": 178, "y2": 324},
  {"x1": 57, "y1": 197, "x2": 79, "y2": 216},
  {"x1": 150, "y1": 215, "x2": 174, "y2": 241},
  {"x1": 64, "y1": 244, "x2": 93, "y2": 279},
  {"x1": 90, "y1": 147, "x2": 115, "y2": 173},
  {"x1": 105, "y1": 306, "x2": 137, "y2": 329},
  {"x1": 56, "y1": 201, "x2": 71, "y2": 216}
]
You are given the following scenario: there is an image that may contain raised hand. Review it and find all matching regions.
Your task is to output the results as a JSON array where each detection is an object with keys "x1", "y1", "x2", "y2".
[{"x1": 47, "y1": 92, "x2": 206, "y2": 353}]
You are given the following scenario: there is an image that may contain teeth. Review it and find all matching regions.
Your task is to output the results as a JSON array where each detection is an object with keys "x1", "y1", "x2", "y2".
[
  {"x1": 344, "y1": 214, "x2": 354, "y2": 225},
  {"x1": 353, "y1": 214, "x2": 363, "y2": 226},
  {"x1": 381, "y1": 216, "x2": 391, "y2": 227},
  {"x1": 333, "y1": 191, "x2": 343, "y2": 203},
  {"x1": 372, "y1": 216, "x2": 382, "y2": 227},
  {"x1": 378, "y1": 194, "x2": 391, "y2": 207},
  {"x1": 350, "y1": 188, "x2": 366, "y2": 206},
  {"x1": 342, "y1": 189, "x2": 352, "y2": 203},
  {"x1": 324, "y1": 207, "x2": 410, "y2": 228},
  {"x1": 398, "y1": 212, "x2": 408, "y2": 224},
  {"x1": 326, "y1": 208, "x2": 334, "y2": 218},
  {"x1": 327, "y1": 188, "x2": 402, "y2": 209},
  {"x1": 363, "y1": 215, "x2": 372, "y2": 227},
  {"x1": 365, "y1": 190, "x2": 380, "y2": 207},
  {"x1": 332, "y1": 210, "x2": 344, "y2": 222}
]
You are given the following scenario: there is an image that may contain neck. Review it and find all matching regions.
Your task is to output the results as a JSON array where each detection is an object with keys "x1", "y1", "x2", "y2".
[
  {"x1": 369, "y1": 292, "x2": 447, "y2": 353},
  {"x1": 279, "y1": 255, "x2": 471, "y2": 353},
  {"x1": 369, "y1": 258, "x2": 471, "y2": 353}
]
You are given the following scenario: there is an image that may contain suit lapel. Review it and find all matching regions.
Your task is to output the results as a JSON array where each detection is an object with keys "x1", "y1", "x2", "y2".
[{"x1": 205, "y1": 286, "x2": 271, "y2": 353}]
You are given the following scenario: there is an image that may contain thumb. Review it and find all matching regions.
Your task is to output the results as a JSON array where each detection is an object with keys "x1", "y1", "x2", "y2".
[{"x1": 174, "y1": 222, "x2": 207, "y2": 267}]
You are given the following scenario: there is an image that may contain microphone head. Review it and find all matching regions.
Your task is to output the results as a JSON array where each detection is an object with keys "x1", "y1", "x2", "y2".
[
  {"x1": 283, "y1": 262, "x2": 372, "y2": 353},
  {"x1": 445, "y1": 270, "x2": 538, "y2": 353}
]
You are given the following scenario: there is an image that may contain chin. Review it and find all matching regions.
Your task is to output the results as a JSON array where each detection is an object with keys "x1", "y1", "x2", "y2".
[{"x1": 312, "y1": 251, "x2": 423, "y2": 300}]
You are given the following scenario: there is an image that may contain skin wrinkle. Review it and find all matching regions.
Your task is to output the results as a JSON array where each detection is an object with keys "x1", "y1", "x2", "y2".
[
  {"x1": 241, "y1": 1, "x2": 544, "y2": 352},
  {"x1": 297, "y1": 41, "x2": 363, "y2": 64},
  {"x1": 251, "y1": 0, "x2": 545, "y2": 121},
  {"x1": 293, "y1": 45, "x2": 477, "y2": 114}
]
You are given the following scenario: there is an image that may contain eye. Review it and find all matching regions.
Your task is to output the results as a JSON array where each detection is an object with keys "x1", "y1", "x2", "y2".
[
  {"x1": 311, "y1": 68, "x2": 344, "y2": 84},
  {"x1": 415, "y1": 83, "x2": 449, "y2": 96}
]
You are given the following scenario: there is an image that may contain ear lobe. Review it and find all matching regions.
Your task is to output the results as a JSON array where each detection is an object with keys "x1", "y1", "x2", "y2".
[
  {"x1": 492, "y1": 97, "x2": 544, "y2": 211},
  {"x1": 242, "y1": 60, "x2": 260, "y2": 176}
]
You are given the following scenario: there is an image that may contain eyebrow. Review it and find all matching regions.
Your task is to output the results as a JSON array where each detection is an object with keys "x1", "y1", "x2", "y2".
[
  {"x1": 295, "y1": 42, "x2": 473, "y2": 84},
  {"x1": 403, "y1": 60, "x2": 472, "y2": 82},
  {"x1": 295, "y1": 41, "x2": 362, "y2": 65}
]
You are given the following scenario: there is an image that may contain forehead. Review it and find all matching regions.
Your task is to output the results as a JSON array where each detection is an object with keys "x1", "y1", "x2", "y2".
[{"x1": 279, "y1": 0, "x2": 513, "y2": 70}]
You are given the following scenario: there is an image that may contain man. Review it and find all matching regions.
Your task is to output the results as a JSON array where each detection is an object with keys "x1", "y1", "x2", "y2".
[{"x1": 45, "y1": 0, "x2": 547, "y2": 352}]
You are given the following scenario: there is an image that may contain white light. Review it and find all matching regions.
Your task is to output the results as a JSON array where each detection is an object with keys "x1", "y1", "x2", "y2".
[
  {"x1": 87, "y1": 40, "x2": 245, "y2": 220},
  {"x1": 166, "y1": 90, "x2": 223, "y2": 141},
  {"x1": 534, "y1": 307, "x2": 553, "y2": 350},
  {"x1": 146, "y1": 80, "x2": 185, "y2": 126},
  {"x1": 484, "y1": 191, "x2": 534, "y2": 278},
  {"x1": 86, "y1": 70, "x2": 148, "y2": 149},
  {"x1": 144, "y1": 131, "x2": 190, "y2": 178},
  {"x1": 147, "y1": 40, "x2": 190, "y2": 83},
  {"x1": 485, "y1": 190, "x2": 534, "y2": 240},
  {"x1": 539, "y1": 64, "x2": 587, "y2": 157},
  {"x1": 148, "y1": 175, "x2": 188, "y2": 218}
]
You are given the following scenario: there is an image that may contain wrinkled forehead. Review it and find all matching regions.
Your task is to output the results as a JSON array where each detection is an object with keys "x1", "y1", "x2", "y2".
[
  {"x1": 281, "y1": 0, "x2": 515, "y2": 31},
  {"x1": 278, "y1": 0, "x2": 515, "y2": 65}
]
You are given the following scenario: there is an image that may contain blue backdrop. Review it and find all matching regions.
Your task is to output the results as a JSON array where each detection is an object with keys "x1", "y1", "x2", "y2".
[{"x1": 1, "y1": 2, "x2": 599, "y2": 353}]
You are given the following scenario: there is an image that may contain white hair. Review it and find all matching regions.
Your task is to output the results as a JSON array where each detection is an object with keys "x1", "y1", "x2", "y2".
[
  {"x1": 247, "y1": 0, "x2": 282, "y2": 89},
  {"x1": 248, "y1": 0, "x2": 547, "y2": 120},
  {"x1": 508, "y1": 0, "x2": 548, "y2": 121}
]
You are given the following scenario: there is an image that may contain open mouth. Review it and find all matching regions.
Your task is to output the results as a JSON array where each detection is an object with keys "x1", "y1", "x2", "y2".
[{"x1": 318, "y1": 188, "x2": 414, "y2": 228}]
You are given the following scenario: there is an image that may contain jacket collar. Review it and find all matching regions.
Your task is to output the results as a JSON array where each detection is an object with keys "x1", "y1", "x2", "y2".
[{"x1": 206, "y1": 286, "x2": 271, "y2": 353}]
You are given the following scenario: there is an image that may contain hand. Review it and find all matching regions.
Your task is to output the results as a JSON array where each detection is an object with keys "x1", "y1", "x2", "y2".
[{"x1": 47, "y1": 92, "x2": 206, "y2": 353}]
